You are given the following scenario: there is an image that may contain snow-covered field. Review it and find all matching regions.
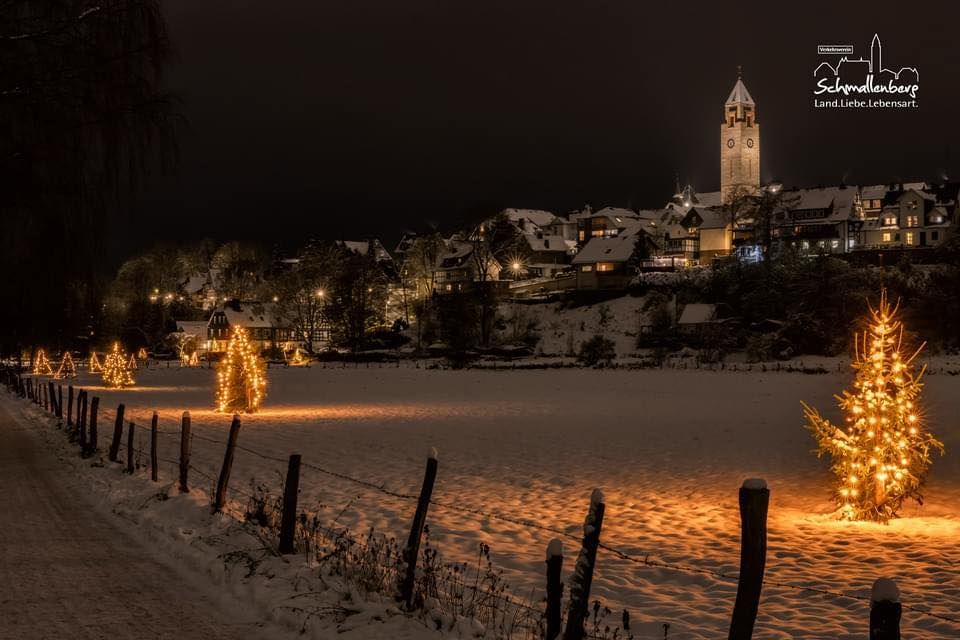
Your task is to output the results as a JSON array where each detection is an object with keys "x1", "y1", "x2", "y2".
[{"x1": 19, "y1": 364, "x2": 960, "y2": 638}]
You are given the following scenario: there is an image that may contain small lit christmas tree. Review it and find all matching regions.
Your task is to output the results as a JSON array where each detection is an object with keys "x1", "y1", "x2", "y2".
[
  {"x1": 102, "y1": 343, "x2": 135, "y2": 388},
  {"x1": 216, "y1": 326, "x2": 266, "y2": 413},
  {"x1": 137, "y1": 347, "x2": 149, "y2": 360},
  {"x1": 89, "y1": 352, "x2": 103, "y2": 373},
  {"x1": 127, "y1": 353, "x2": 138, "y2": 370},
  {"x1": 803, "y1": 292, "x2": 944, "y2": 522},
  {"x1": 32, "y1": 349, "x2": 53, "y2": 375},
  {"x1": 288, "y1": 346, "x2": 306, "y2": 366},
  {"x1": 54, "y1": 352, "x2": 77, "y2": 379}
]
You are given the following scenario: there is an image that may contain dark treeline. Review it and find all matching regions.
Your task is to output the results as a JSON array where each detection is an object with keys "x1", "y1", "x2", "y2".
[{"x1": 0, "y1": 0, "x2": 179, "y2": 359}]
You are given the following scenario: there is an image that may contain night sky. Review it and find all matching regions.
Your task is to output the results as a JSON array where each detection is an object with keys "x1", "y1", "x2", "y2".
[{"x1": 128, "y1": 0, "x2": 960, "y2": 257}]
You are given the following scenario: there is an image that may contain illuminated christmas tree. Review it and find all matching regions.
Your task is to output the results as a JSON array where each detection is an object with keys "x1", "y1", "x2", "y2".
[
  {"x1": 89, "y1": 352, "x2": 103, "y2": 373},
  {"x1": 288, "y1": 346, "x2": 306, "y2": 366},
  {"x1": 32, "y1": 349, "x2": 53, "y2": 375},
  {"x1": 216, "y1": 326, "x2": 266, "y2": 413},
  {"x1": 127, "y1": 353, "x2": 138, "y2": 370},
  {"x1": 54, "y1": 352, "x2": 77, "y2": 379},
  {"x1": 137, "y1": 347, "x2": 149, "y2": 360},
  {"x1": 102, "y1": 343, "x2": 135, "y2": 388},
  {"x1": 803, "y1": 292, "x2": 944, "y2": 522}
]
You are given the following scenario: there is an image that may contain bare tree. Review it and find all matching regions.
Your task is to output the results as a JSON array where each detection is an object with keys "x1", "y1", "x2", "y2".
[{"x1": 1, "y1": 0, "x2": 180, "y2": 354}]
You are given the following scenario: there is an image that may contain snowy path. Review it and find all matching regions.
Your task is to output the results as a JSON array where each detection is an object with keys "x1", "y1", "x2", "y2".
[{"x1": 0, "y1": 401, "x2": 271, "y2": 640}]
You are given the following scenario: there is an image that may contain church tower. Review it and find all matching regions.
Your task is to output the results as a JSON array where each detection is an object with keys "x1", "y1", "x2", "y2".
[{"x1": 720, "y1": 70, "x2": 760, "y2": 202}]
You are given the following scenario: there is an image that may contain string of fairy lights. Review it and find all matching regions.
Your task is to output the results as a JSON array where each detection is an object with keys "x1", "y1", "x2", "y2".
[
  {"x1": 102, "y1": 342, "x2": 136, "y2": 388},
  {"x1": 215, "y1": 325, "x2": 266, "y2": 413},
  {"x1": 804, "y1": 291, "x2": 945, "y2": 522}
]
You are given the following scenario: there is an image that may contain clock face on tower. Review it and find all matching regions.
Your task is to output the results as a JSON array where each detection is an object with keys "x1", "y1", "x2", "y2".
[
  {"x1": 747, "y1": 138, "x2": 755, "y2": 148},
  {"x1": 726, "y1": 138, "x2": 735, "y2": 148}
]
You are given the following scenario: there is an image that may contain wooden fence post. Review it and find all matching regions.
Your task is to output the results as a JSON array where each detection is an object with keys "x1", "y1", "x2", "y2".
[
  {"x1": 47, "y1": 382, "x2": 55, "y2": 413},
  {"x1": 57, "y1": 385, "x2": 63, "y2": 420},
  {"x1": 178, "y1": 411, "x2": 191, "y2": 493},
  {"x1": 546, "y1": 539, "x2": 564, "y2": 640},
  {"x1": 213, "y1": 415, "x2": 242, "y2": 512},
  {"x1": 728, "y1": 479, "x2": 770, "y2": 640},
  {"x1": 278, "y1": 454, "x2": 302, "y2": 554},
  {"x1": 150, "y1": 412, "x2": 159, "y2": 482},
  {"x1": 84, "y1": 396, "x2": 99, "y2": 457},
  {"x1": 43, "y1": 382, "x2": 48, "y2": 411},
  {"x1": 562, "y1": 488, "x2": 606, "y2": 640},
  {"x1": 77, "y1": 391, "x2": 88, "y2": 450},
  {"x1": 126, "y1": 422, "x2": 135, "y2": 474},
  {"x1": 398, "y1": 448, "x2": 439, "y2": 609},
  {"x1": 870, "y1": 578, "x2": 901, "y2": 640},
  {"x1": 67, "y1": 385, "x2": 74, "y2": 426},
  {"x1": 75, "y1": 391, "x2": 87, "y2": 444},
  {"x1": 109, "y1": 403, "x2": 125, "y2": 462}
]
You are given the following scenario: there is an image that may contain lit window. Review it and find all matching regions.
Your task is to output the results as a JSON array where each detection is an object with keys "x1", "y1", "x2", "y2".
[
  {"x1": 882, "y1": 232, "x2": 892, "y2": 242},
  {"x1": 831, "y1": 239, "x2": 839, "y2": 249},
  {"x1": 581, "y1": 265, "x2": 593, "y2": 272},
  {"x1": 906, "y1": 215, "x2": 918, "y2": 228},
  {"x1": 905, "y1": 232, "x2": 914, "y2": 245},
  {"x1": 596, "y1": 263, "x2": 615, "y2": 272}
]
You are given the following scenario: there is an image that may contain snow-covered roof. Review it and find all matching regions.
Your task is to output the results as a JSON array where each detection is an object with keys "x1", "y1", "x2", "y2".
[
  {"x1": 175, "y1": 320, "x2": 208, "y2": 336},
  {"x1": 860, "y1": 185, "x2": 889, "y2": 200},
  {"x1": 523, "y1": 234, "x2": 576, "y2": 253},
  {"x1": 213, "y1": 303, "x2": 290, "y2": 329},
  {"x1": 674, "y1": 190, "x2": 724, "y2": 209},
  {"x1": 695, "y1": 207, "x2": 730, "y2": 230},
  {"x1": 435, "y1": 240, "x2": 475, "y2": 270},
  {"x1": 182, "y1": 274, "x2": 209, "y2": 295},
  {"x1": 502, "y1": 208, "x2": 556, "y2": 229},
  {"x1": 571, "y1": 232, "x2": 641, "y2": 265},
  {"x1": 678, "y1": 303, "x2": 717, "y2": 325},
  {"x1": 783, "y1": 186, "x2": 857, "y2": 222},
  {"x1": 337, "y1": 239, "x2": 393, "y2": 262},
  {"x1": 593, "y1": 206, "x2": 640, "y2": 222},
  {"x1": 726, "y1": 78, "x2": 755, "y2": 106}
]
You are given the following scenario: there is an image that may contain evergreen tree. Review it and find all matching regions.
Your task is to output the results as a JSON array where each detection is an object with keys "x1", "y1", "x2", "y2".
[
  {"x1": 216, "y1": 327, "x2": 266, "y2": 413},
  {"x1": 803, "y1": 292, "x2": 944, "y2": 522}
]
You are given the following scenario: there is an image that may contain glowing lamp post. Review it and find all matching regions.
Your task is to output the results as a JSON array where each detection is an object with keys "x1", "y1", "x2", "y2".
[{"x1": 803, "y1": 292, "x2": 944, "y2": 522}]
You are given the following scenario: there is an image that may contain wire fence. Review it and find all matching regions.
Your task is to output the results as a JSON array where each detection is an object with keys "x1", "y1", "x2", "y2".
[{"x1": 6, "y1": 370, "x2": 960, "y2": 634}]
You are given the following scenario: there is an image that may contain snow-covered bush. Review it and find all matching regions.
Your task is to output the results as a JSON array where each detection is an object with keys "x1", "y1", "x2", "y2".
[{"x1": 579, "y1": 336, "x2": 616, "y2": 368}]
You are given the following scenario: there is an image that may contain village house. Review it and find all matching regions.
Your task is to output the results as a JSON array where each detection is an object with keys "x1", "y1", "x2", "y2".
[
  {"x1": 769, "y1": 186, "x2": 858, "y2": 255},
  {"x1": 206, "y1": 300, "x2": 294, "y2": 354},
  {"x1": 571, "y1": 229, "x2": 653, "y2": 289},
  {"x1": 859, "y1": 186, "x2": 955, "y2": 250},
  {"x1": 432, "y1": 239, "x2": 504, "y2": 294}
]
